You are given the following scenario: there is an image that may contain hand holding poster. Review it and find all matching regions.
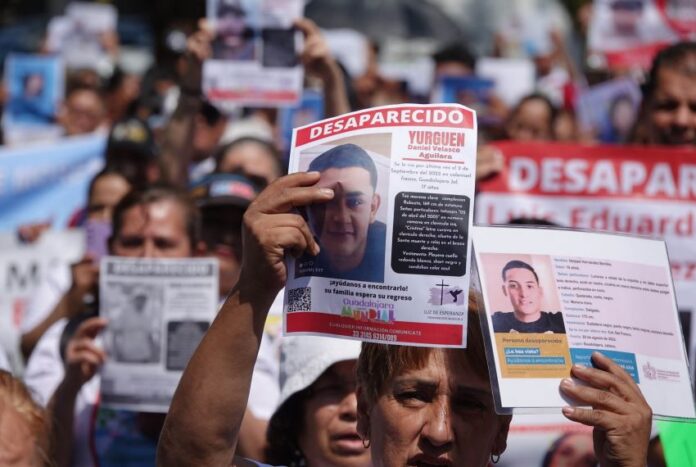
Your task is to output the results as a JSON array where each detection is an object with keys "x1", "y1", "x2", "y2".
[
  {"x1": 283, "y1": 104, "x2": 477, "y2": 347},
  {"x1": 203, "y1": 0, "x2": 304, "y2": 109},
  {"x1": 99, "y1": 257, "x2": 218, "y2": 412},
  {"x1": 472, "y1": 225, "x2": 695, "y2": 420}
]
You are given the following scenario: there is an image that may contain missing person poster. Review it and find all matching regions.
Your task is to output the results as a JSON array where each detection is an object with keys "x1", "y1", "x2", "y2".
[
  {"x1": 283, "y1": 104, "x2": 478, "y2": 347},
  {"x1": 2, "y1": 54, "x2": 64, "y2": 144},
  {"x1": 99, "y1": 257, "x2": 218, "y2": 412},
  {"x1": 472, "y1": 226, "x2": 696, "y2": 419},
  {"x1": 587, "y1": 0, "x2": 685, "y2": 70},
  {"x1": 203, "y1": 0, "x2": 304, "y2": 109}
]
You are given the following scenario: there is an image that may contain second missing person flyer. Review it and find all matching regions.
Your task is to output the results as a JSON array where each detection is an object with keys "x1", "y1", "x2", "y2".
[
  {"x1": 283, "y1": 104, "x2": 477, "y2": 347},
  {"x1": 472, "y1": 226, "x2": 696, "y2": 420}
]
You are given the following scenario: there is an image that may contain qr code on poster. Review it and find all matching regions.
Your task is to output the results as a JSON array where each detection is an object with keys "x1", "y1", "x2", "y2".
[{"x1": 287, "y1": 287, "x2": 311, "y2": 312}]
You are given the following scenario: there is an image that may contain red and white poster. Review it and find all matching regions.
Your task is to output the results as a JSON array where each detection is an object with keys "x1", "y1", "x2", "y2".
[
  {"x1": 476, "y1": 141, "x2": 696, "y2": 321},
  {"x1": 587, "y1": 0, "x2": 694, "y2": 71},
  {"x1": 283, "y1": 104, "x2": 478, "y2": 347}
]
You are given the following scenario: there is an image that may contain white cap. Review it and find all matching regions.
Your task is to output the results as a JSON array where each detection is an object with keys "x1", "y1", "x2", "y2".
[{"x1": 278, "y1": 335, "x2": 362, "y2": 408}]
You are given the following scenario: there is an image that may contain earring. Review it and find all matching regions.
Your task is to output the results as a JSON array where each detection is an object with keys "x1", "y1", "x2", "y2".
[
  {"x1": 361, "y1": 437, "x2": 371, "y2": 449},
  {"x1": 491, "y1": 453, "x2": 501, "y2": 464}
]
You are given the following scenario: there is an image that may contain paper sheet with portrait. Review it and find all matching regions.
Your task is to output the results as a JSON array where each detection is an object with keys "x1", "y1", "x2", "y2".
[
  {"x1": 283, "y1": 103, "x2": 478, "y2": 347},
  {"x1": 472, "y1": 226, "x2": 696, "y2": 420},
  {"x1": 203, "y1": 0, "x2": 304, "y2": 110},
  {"x1": 99, "y1": 257, "x2": 218, "y2": 412}
]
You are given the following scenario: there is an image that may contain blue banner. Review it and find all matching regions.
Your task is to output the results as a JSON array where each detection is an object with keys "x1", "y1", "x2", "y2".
[{"x1": 0, "y1": 133, "x2": 105, "y2": 231}]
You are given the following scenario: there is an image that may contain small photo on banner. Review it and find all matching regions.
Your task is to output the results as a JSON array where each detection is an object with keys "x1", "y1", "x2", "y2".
[
  {"x1": 432, "y1": 76, "x2": 500, "y2": 127},
  {"x1": 576, "y1": 78, "x2": 642, "y2": 143},
  {"x1": 587, "y1": 0, "x2": 682, "y2": 70},
  {"x1": 2, "y1": 54, "x2": 64, "y2": 144},
  {"x1": 277, "y1": 89, "x2": 324, "y2": 153}
]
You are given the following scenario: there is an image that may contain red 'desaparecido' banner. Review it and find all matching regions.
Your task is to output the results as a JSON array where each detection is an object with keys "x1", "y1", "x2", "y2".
[{"x1": 475, "y1": 141, "x2": 696, "y2": 282}]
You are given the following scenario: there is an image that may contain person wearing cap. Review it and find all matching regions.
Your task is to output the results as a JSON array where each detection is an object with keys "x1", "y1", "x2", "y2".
[
  {"x1": 191, "y1": 172, "x2": 261, "y2": 298},
  {"x1": 300, "y1": 143, "x2": 386, "y2": 283},
  {"x1": 263, "y1": 335, "x2": 370, "y2": 467},
  {"x1": 105, "y1": 116, "x2": 162, "y2": 189}
]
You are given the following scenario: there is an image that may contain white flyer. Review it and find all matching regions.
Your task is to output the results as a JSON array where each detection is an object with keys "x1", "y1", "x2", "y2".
[
  {"x1": 99, "y1": 257, "x2": 218, "y2": 412},
  {"x1": 283, "y1": 103, "x2": 478, "y2": 347},
  {"x1": 203, "y1": 0, "x2": 304, "y2": 109},
  {"x1": 472, "y1": 225, "x2": 696, "y2": 420}
]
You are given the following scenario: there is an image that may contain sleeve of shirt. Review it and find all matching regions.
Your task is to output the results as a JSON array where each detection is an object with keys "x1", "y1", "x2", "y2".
[
  {"x1": 23, "y1": 318, "x2": 68, "y2": 407},
  {"x1": 0, "y1": 348, "x2": 10, "y2": 372},
  {"x1": 20, "y1": 263, "x2": 70, "y2": 333}
]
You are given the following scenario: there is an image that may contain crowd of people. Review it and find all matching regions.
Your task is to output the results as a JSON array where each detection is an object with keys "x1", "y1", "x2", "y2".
[{"x1": 0, "y1": 1, "x2": 695, "y2": 466}]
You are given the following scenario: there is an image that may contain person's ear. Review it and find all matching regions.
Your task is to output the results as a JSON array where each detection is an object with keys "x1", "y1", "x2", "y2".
[
  {"x1": 492, "y1": 415, "x2": 512, "y2": 457},
  {"x1": 356, "y1": 386, "x2": 371, "y2": 440},
  {"x1": 369, "y1": 193, "x2": 381, "y2": 223},
  {"x1": 501, "y1": 284, "x2": 508, "y2": 297}
]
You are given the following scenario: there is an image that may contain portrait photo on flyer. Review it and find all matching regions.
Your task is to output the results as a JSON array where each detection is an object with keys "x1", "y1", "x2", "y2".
[{"x1": 472, "y1": 225, "x2": 696, "y2": 420}]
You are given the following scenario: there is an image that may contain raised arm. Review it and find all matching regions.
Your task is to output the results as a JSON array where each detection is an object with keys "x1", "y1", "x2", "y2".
[
  {"x1": 157, "y1": 172, "x2": 333, "y2": 466},
  {"x1": 559, "y1": 351, "x2": 653, "y2": 467},
  {"x1": 295, "y1": 18, "x2": 351, "y2": 118}
]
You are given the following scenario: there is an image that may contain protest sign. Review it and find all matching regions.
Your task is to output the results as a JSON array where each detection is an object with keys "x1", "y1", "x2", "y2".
[
  {"x1": 277, "y1": 89, "x2": 324, "y2": 152},
  {"x1": 47, "y1": 2, "x2": 117, "y2": 71},
  {"x1": 99, "y1": 257, "x2": 218, "y2": 412},
  {"x1": 587, "y1": 0, "x2": 684, "y2": 70},
  {"x1": 2, "y1": 54, "x2": 64, "y2": 145},
  {"x1": 203, "y1": 0, "x2": 304, "y2": 110},
  {"x1": 432, "y1": 76, "x2": 500, "y2": 127},
  {"x1": 576, "y1": 78, "x2": 641, "y2": 143},
  {"x1": 476, "y1": 57, "x2": 536, "y2": 108},
  {"x1": 0, "y1": 133, "x2": 105, "y2": 231},
  {"x1": 283, "y1": 104, "x2": 477, "y2": 346},
  {"x1": 472, "y1": 225, "x2": 695, "y2": 419},
  {"x1": 0, "y1": 229, "x2": 85, "y2": 372},
  {"x1": 475, "y1": 142, "x2": 696, "y2": 284}
]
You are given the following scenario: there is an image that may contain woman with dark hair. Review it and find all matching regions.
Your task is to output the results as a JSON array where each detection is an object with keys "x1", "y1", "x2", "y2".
[{"x1": 159, "y1": 173, "x2": 654, "y2": 467}]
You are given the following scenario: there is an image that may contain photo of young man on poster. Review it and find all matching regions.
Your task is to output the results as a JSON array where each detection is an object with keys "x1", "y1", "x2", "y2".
[
  {"x1": 492, "y1": 259, "x2": 566, "y2": 334},
  {"x1": 298, "y1": 143, "x2": 386, "y2": 283}
]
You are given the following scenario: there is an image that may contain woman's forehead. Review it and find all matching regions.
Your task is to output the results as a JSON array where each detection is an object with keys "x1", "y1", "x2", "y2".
[{"x1": 393, "y1": 348, "x2": 490, "y2": 390}]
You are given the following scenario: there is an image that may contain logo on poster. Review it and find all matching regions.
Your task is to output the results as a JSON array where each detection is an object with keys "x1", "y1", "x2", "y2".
[
  {"x1": 428, "y1": 280, "x2": 465, "y2": 306},
  {"x1": 341, "y1": 306, "x2": 395, "y2": 324},
  {"x1": 642, "y1": 362, "x2": 657, "y2": 380}
]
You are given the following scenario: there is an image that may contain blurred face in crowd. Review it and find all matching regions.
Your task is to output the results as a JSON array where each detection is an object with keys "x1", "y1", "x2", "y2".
[
  {"x1": 503, "y1": 267, "x2": 543, "y2": 322},
  {"x1": 201, "y1": 206, "x2": 244, "y2": 298},
  {"x1": 547, "y1": 433, "x2": 596, "y2": 467},
  {"x1": 506, "y1": 98, "x2": 553, "y2": 141},
  {"x1": 193, "y1": 113, "x2": 226, "y2": 161},
  {"x1": 647, "y1": 67, "x2": 696, "y2": 145},
  {"x1": 312, "y1": 166, "x2": 380, "y2": 273},
  {"x1": 111, "y1": 199, "x2": 192, "y2": 258},
  {"x1": 298, "y1": 360, "x2": 371, "y2": 467},
  {"x1": 217, "y1": 141, "x2": 280, "y2": 187},
  {"x1": 60, "y1": 89, "x2": 106, "y2": 136},
  {"x1": 87, "y1": 174, "x2": 132, "y2": 222},
  {"x1": 358, "y1": 348, "x2": 510, "y2": 467}
]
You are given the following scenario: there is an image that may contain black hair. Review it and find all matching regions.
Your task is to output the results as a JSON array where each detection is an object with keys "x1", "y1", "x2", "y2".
[
  {"x1": 110, "y1": 184, "x2": 200, "y2": 250},
  {"x1": 87, "y1": 167, "x2": 130, "y2": 202},
  {"x1": 510, "y1": 93, "x2": 558, "y2": 127},
  {"x1": 642, "y1": 41, "x2": 696, "y2": 101},
  {"x1": 432, "y1": 43, "x2": 477, "y2": 71},
  {"x1": 199, "y1": 100, "x2": 224, "y2": 126},
  {"x1": 308, "y1": 144, "x2": 378, "y2": 190},
  {"x1": 501, "y1": 260, "x2": 539, "y2": 283},
  {"x1": 265, "y1": 390, "x2": 309, "y2": 467},
  {"x1": 213, "y1": 136, "x2": 283, "y2": 183}
]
